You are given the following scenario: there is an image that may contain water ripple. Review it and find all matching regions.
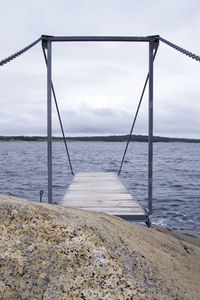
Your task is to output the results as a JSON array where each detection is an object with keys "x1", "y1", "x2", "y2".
[{"x1": 0, "y1": 141, "x2": 199, "y2": 237}]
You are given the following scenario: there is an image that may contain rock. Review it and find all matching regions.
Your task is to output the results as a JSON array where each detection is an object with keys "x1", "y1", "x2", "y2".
[{"x1": 0, "y1": 195, "x2": 200, "y2": 299}]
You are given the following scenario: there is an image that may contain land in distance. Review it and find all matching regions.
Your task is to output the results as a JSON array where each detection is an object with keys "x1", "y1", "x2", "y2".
[{"x1": 0, "y1": 134, "x2": 200, "y2": 143}]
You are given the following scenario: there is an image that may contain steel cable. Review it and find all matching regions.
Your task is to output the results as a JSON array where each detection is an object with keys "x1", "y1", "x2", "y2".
[
  {"x1": 42, "y1": 47, "x2": 74, "y2": 176},
  {"x1": 118, "y1": 36, "x2": 200, "y2": 175},
  {"x1": 118, "y1": 46, "x2": 158, "y2": 175}
]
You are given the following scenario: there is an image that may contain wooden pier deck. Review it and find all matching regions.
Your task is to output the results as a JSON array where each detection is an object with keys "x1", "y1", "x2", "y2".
[{"x1": 61, "y1": 172, "x2": 147, "y2": 221}]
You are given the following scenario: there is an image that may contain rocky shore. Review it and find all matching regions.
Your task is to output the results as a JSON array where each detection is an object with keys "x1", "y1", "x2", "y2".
[{"x1": 0, "y1": 195, "x2": 200, "y2": 299}]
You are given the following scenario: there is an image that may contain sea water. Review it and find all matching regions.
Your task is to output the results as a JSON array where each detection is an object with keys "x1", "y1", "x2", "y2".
[{"x1": 0, "y1": 141, "x2": 199, "y2": 237}]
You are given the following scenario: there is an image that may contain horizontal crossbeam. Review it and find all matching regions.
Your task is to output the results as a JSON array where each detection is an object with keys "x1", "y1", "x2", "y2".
[{"x1": 42, "y1": 35, "x2": 159, "y2": 43}]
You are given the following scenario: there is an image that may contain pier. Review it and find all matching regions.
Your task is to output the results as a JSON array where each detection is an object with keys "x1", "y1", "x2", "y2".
[
  {"x1": 2, "y1": 34, "x2": 198, "y2": 226},
  {"x1": 61, "y1": 172, "x2": 148, "y2": 223}
]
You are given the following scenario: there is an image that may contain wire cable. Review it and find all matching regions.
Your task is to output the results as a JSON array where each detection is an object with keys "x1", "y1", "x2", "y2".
[
  {"x1": 118, "y1": 46, "x2": 158, "y2": 175},
  {"x1": 42, "y1": 47, "x2": 74, "y2": 176}
]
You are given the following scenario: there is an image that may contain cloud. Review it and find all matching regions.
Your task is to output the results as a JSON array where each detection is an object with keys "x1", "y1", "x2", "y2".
[
  {"x1": 52, "y1": 105, "x2": 136, "y2": 136},
  {"x1": 0, "y1": 0, "x2": 199, "y2": 138}
]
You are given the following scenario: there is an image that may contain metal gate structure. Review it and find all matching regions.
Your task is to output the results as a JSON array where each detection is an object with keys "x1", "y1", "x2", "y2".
[{"x1": 41, "y1": 35, "x2": 160, "y2": 218}]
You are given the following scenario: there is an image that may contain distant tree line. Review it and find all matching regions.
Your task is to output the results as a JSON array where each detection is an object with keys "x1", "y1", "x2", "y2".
[{"x1": 0, "y1": 135, "x2": 200, "y2": 143}]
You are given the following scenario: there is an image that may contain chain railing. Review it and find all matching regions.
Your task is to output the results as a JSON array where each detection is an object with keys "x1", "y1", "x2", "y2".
[
  {"x1": 0, "y1": 37, "x2": 41, "y2": 66},
  {"x1": 159, "y1": 36, "x2": 200, "y2": 62}
]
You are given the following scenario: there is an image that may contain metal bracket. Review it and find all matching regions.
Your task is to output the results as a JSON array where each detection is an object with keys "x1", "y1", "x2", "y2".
[
  {"x1": 153, "y1": 39, "x2": 159, "y2": 51},
  {"x1": 147, "y1": 35, "x2": 160, "y2": 50},
  {"x1": 41, "y1": 35, "x2": 54, "y2": 49}
]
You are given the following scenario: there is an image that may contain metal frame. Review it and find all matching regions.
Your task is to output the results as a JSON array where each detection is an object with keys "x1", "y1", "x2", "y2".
[
  {"x1": 42, "y1": 35, "x2": 159, "y2": 216},
  {"x1": 47, "y1": 39, "x2": 52, "y2": 204}
]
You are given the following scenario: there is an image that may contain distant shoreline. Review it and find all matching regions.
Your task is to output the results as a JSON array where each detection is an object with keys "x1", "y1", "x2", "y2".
[{"x1": 0, "y1": 135, "x2": 200, "y2": 143}]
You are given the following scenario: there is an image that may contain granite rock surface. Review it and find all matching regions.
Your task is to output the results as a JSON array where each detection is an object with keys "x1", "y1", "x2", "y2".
[{"x1": 0, "y1": 195, "x2": 200, "y2": 299}]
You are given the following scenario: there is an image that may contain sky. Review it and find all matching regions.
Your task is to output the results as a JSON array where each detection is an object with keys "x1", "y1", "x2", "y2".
[{"x1": 0, "y1": 0, "x2": 200, "y2": 138}]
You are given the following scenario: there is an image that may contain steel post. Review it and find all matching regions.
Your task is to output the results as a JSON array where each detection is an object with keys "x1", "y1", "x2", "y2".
[
  {"x1": 148, "y1": 40, "x2": 154, "y2": 214},
  {"x1": 47, "y1": 40, "x2": 52, "y2": 204}
]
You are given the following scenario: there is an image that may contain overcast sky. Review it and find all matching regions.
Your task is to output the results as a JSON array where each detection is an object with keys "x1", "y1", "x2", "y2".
[{"x1": 0, "y1": 0, "x2": 200, "y2": 138}]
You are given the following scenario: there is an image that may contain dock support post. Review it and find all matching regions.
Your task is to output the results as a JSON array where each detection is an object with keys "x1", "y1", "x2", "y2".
[
  {"x1": 47, "y1": 39, "x2": 52, "y2": 204},
  {"x1": 148, "y1": 39, "x2": 154, "y2": 215}
]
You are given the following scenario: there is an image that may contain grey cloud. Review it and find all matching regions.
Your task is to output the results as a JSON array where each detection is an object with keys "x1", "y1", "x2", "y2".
[
  {"x1": 0, "y1": 0, "x2": 200, "y2": 138},
  {"x1": 52, "y1": 106, "x2": 134, "y2": 136}
]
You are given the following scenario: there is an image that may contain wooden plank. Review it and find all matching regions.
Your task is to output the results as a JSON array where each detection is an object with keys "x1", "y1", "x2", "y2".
[
  {"x1": 62, "y1": 172, "x2": 145, "y2": 218},
  {"x1": 64, "y1": 196, "x2": 134, "y2": 201},
  {"x1": 64, "y1": 192, "x2": 133, "y2": 198},
  {"x1": 64, "y1": 201, "x2": 141, "y2": 207}
]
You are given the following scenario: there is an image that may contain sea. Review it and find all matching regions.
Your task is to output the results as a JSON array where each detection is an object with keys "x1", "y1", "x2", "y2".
[{"x1": 0, "y1": 141, "x2": 199, "y2": 237}]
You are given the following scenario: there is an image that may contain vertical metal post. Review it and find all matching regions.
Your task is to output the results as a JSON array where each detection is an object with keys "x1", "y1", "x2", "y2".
[
  {"x1": 148, "y1": 39, "x2": 154, "y2": 214},
  {"x1": 47, "y1": 39, "x2": 52, "y2": 204}
]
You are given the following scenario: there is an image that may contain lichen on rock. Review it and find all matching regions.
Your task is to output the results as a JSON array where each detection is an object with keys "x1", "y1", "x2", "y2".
[{"x1": 0, "y1": 195, "x2": 200, "y2": 299}]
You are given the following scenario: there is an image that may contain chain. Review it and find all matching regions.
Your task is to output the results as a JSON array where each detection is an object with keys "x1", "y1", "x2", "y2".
[
  {"x1": 1, "y1": 35, "x2": 199, "y2": 65},
  {"x1": 159, "y1": 36, "x2": 200, "y2": 62},
  {"x1": 0, "y1": 37, "x2": 41, "y2": 66}
]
